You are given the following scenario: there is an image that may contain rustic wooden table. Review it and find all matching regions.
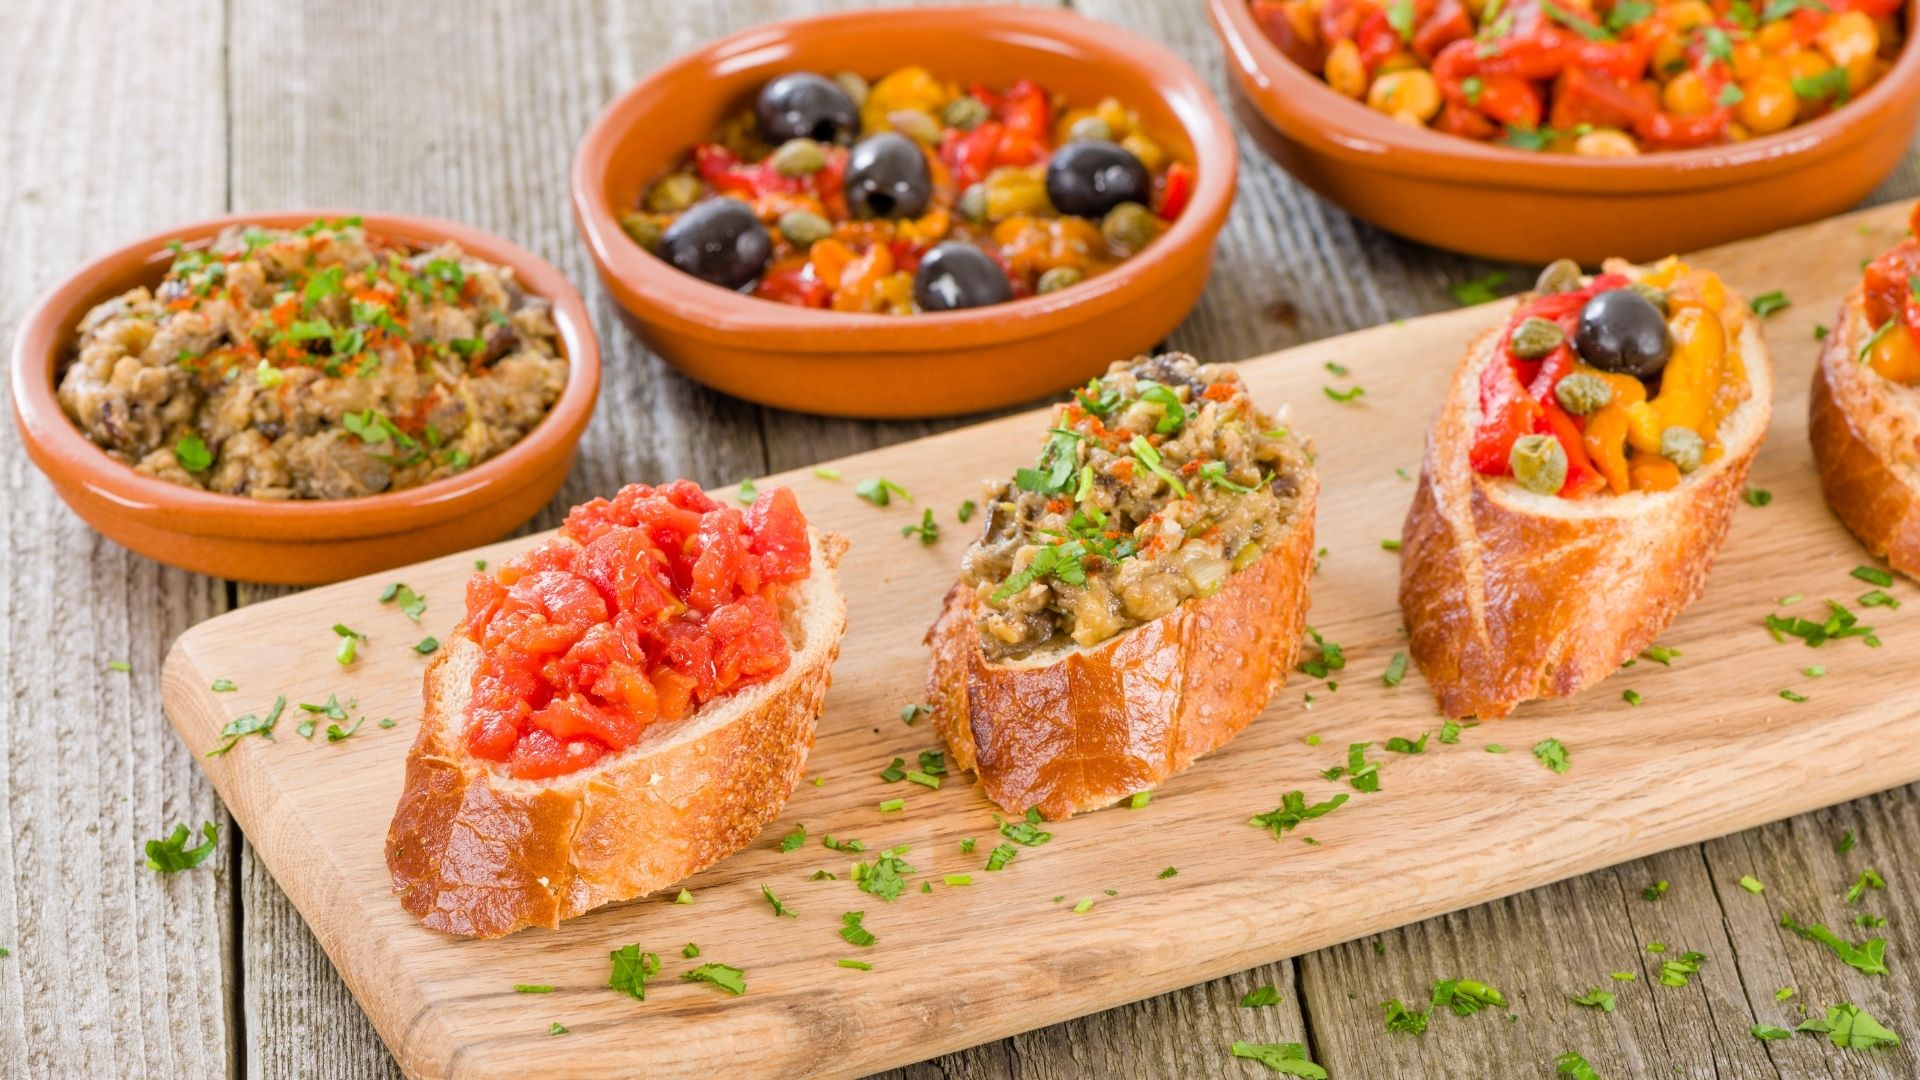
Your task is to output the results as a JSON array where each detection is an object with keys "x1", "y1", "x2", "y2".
[{"x1": 4, "y1": 1, "x2": 1918, "y2": 1077}]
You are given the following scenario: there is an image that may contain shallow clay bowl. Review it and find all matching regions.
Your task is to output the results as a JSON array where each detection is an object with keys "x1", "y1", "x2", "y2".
[
  {"x1": 1209, "y1": 0, "x2": 1920, "y2": 265},
  {"x1": 572, "y1": 5, "x2": 1238, "y2": 419},
  {"x1": 10, "y1": 210, "x2": 601, "y2": 585}
]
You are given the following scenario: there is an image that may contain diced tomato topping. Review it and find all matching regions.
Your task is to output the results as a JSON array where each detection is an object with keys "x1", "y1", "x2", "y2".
[{"x1": 460, "y1": 482, "x2": 812, "y2": 778}]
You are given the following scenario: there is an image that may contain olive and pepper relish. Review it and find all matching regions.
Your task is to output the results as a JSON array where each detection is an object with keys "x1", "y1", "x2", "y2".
[
  {"x1": 1251, "y1": 0, "x2": 1900, "y2": 154},
  {"x1": 57, "y1": 218, "x2": 565, "y2": 500},
  {"x1": 1857, "y1": 202, "x2": 1920, "y2": 384},
  {"x1": 1472, "y1": 256, "x2": 1751, "y2": 497},
  {"x1": 621, "y1": 66, "x2": 1197, "y2": 314},
  {"x1": 961, "y1": 354, "x2": 1310, "y2": 661}
]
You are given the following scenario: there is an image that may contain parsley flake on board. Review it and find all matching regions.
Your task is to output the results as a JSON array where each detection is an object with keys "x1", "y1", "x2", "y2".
[
  {"x1": 607, "y1": 945, "x2": 660, "y2": 1000},
  {"x1": 514, "y1": 984, "x2": 555, "y2": 994},
  {"x1": 1554, "y1": 1052, "x2": 1603, "y2": 1080},
  {"x1": 1568, "y1": 987, "x2": 1616, "y2": 1013},
  {"x1": 1438, "y1": 719, "x2": 1463, "y2": 744},
  {"x1": 778, "y1": 824, "x2": 806, "y2": 852},
  {"x1": 378, "y1": 582, "x2": 427, "y2": 622},
  {"x1": 759, "y1": 885, "x2": 798, "y2": 918},
  {"x1": 681, "y1": 963, "x2": 746, "y2": 996},
  {"x1": 855, "y1": 477, "x2": 912, "y2": 506},
  {"x1": 206, "y1": 695, "x2": 287, "y2": 756},
  {"x1": 854, "y1": 850, "x2": 915, "y2": 901},
  {"x1": 210, "y1": 678, "x2": 237, "y2": 692},
  {"x1": 1781, "y1": 912, "x2": 1887, "y2": 975},
  {"x1": 1798, "y1": 1003, "x2": 1901, "y2": 1049},
  {"x1": 1000, "y1": 809, "x2": 1053, "y2": 846},
  {"x1": 736, "y1": 478, "x2": 757, "y2": 505},
  {"x1": 1750, "y1": 1023, "x2": 1794, "y2": 1041},
  {"x1": 1449, "y1": 271, "x2": 1509, "y2": 306},
  {"x1": 1381, "y1": 652, "x2": 1409, "y2": 687},
  {"x1": 174, "y1": 434, "x2": 213, "y2": 472},
  {"x1": 1847, "y1": 867, "x2": 1885, "y2": 903},
  {"x1": 1750, "y1": 290, "x2": 1791, "y2": 317},
  {"x1": 1837, "y1": 829, "x2": 1856, "y2": 854},
  {"x1": 413, "y1": 636, "x2": 439, "y2": 654},
  {"x1": 548, "y1": 1022, "x2": 568, "y2": 1036},
  {"x1": 1766, "y1": 600, "x2": 1878, "y2": 647},
  {"x1": 1384, "y1": 731, "x2": 1427, "y2": 754},
  {"x1": 822, "y1": 835, "x2": 866, "y2": 853},
  {"x1": 1657, "y1": 950, "x2": 1707, "y2": 986},
  {"x1": 986, "y1": 843, "x2": 1019, "y2": 871},
  {"x1": 840, "y1": 911, "x2": 876, "y2": 947},
  {"x1": 1229, "y1": 1041, "x2": 1327, "y2": 1078},
  {"x1": 1241, "y1": 985, "x2": 1281, "y2": 1008},
  {"x1": 1344, "y1": 742, "x2": 1381, "y2": 792},
  {"x1": 1129, "y1": 790, "x2": 1152, "y2": 809},
  {"x1": 1533, "y1": 738, "x2": 1570, "y2": 774},
  {"x1": 1744, "y1": 487, "x2": 1773, "y2": 507},
  {"x1": 1739, "y1": 875, "x2": 1765, "y2": 894},
  {"x1": 1431, "y1": 978, "x2": 1505, "y2": 1016},
  {"x1": 1297, "y1": 627, "x2": 1346, "y2": 678},
  {"x1": 1643, "y1": 879, "x2": 1669, "y2": 901},
  {"x1": 1382, "y1": 999, "x2": 1430, "y2": 1034},
  {"x1": 1323, "y1": 385, "x2": 1366, "y2": 403},
  {"x1": 901, "y1": 509, "x2": 940, "y2": 545},
  {"x1": 332, "y1": 623, "x2": 366, "y2": 665},
  {"x1": 144, "y1": 821, "x2": 218, "y2": 872},
  {"x1": 812, "y1": 465, "x2": 841, "y2": 481},
  {"x1": 1158, "y1": 866, "x2": 1179, "y2": 879},
  {"x1": 1250, "y1": 791, "x2": 1349, "y2": 840},
  {"x1": 1642, "y1": 645, "x2": 1680, "y2": 665},
  {"x1": 900, "y1": 702, "x2": 931, "y2": 724}
]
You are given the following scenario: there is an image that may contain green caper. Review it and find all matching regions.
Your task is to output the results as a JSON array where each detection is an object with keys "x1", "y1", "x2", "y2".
[
  {"x1": 770, "y1": 138, "x2": 828, "y2": 177},
  {"x1": 956, "y1": 183, "x2": 989, "y2": 223},
  {"x1": 1552, "y1": 372, "x2": 1614, "y2": 415},
  {"x1": 832, "y1": 71, "x2": 870, "y2": 108},
  {"x1": 1535, "y1": 258, "x2": 1584, "y2": 295},
  {"x1": 1101, "y1": 201, "x2": 1160, "y2": 254},
  {"x1": 619, "y1": 212, "x2": 662, "y2": 252},
  {"x1": 1068, "y1": 116, "x2": 1114, "y2": 142},
  {"x1": 644, "y1": 173, "x2": 703, "y2": 214},
  {"x1": 887, "y1": 108, "x2": 943, "y2": 145},
  {"x1": 777, "y1": 209, "x2": 834, "y2": 248},
  {"x1": 1509, "y1": 434, "x2": 1568, "y2": 494},
  {"x1": 1660, "y1": 427, "x2": 1705, "y2": 473},
  {"x1": 1037, "y1": 266, "x2": 1084, "y2": 294},
  {"x1": 1509, "y1": 316, "x2": 1566, "y2": 359},
  {"x1": 1628, "y1": 281, "x2": 1670, "y2": 314},
  {"x1": 943, "y1": 96, "x2": 991, "y2": 131}
]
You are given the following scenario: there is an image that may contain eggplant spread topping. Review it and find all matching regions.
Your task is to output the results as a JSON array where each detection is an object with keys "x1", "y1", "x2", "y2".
[{"x1": 961, "y1": 353, "x2": 1310, "y2": 661}]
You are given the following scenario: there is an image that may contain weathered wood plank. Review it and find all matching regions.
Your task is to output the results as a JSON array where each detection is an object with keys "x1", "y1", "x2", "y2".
[{"x1": 0, "y1": 2, "x2": 235, "y2": 1077}]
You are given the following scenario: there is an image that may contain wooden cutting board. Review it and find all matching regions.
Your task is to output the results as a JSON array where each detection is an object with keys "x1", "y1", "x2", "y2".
[{"x1": 163, "y1": 201, "x2": 1920, "y2": 1079}]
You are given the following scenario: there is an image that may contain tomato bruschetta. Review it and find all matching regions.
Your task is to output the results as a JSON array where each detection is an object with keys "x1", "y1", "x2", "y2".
[
  {"x1": 1401, "y1": 257, "x2": 1772, "y2": 719},
  {"x1": 926, "y1": 354, "x2": 1317, "y2": 819},
  {"x1": 1811, "y1": 204, "x2": 1920, "y2": 579},
  {"x1": 386, "y1": 480, "x2": 847, "y2": 938}
]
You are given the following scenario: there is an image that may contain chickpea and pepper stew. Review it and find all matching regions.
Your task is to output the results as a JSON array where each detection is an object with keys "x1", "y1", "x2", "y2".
[
  {"x1": 1858, "y1": 202, "x2": 1920, "y2": 384},
  {"x1": 1474, "y1": 257, "x2": 1752, "y2": 496},
  {"x1": 1249, "y1": 0, "x2": 1902, "y2": 153},
  {"x1": 620, "y1": 67, "x2": 1198, "y2": 313}
]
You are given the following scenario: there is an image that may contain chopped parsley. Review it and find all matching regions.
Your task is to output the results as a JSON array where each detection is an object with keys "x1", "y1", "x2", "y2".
[
  {"x1": 1797, "y1": 1003, "x2": 1900, "y2": 1049},
  {"x1": 1250, "y1": 791, "x2": 1349, "y2": 840},
  {"x1": 513, "y1": 984, "x2": 555, "y2": 994},
  {"x1": 681, "y1": 963, "x2": 746, "y2": 996},
  {"x1": 1656, "y1": 949, "x2": 1707, "y2": 986},
  {"x1": 1837, "y1": 829, "x2": 1856, "y2": 854},
  {"x1": 1554, "y1": 1053, "x2": 1602, "y2": 1080},
  {"x1": 812, "y1": 465, "x2": 841, "y2": 481},
  {"x1": 822, "y1": 835, "x2": 866, "y2": 853},
  {"x1": 1129, "y1": 791, "x2": 1152, "y2": 809},
  {"x1": 1298, "y1": 627, "x2": 1346, "y2": 678},
  {"x1": 760, "y1": 885, "x2": 797, "y2": 918},
  {"x1": 1240, "y1": 985, "x2": 1281, "y2": 1008},
  {"x1": 1449, "y1": 271, "x2": 1509, "y2": 306},
  {"x1": 1438, "y1": 719, "x2": 1463, "y2": 744},
  {"x1": 839, "y1": 911, "x2": 875, "y2": 947},
  {"x1": 778, "y1": 824, "x2": 806, "y2": 852},
  {"x1": 174, "y1": 434, "x2": 213, "y2": 473},
  {"x1": 1641, "y1": 645, "x2": 1680, "y2": 665},
  {"x1": 985, "y1": 843, "x2": 1018, "y2": 871},
  {"x1": 854, "y1": 849, "x2": 915, "y2": 901},
  {"x1": 1739, "y1": 875, "x2": 1765, "y2": 894},
  {"x1": 1129, "y1": 435, "x2": 1189, "y2": 498},
  {"x1": 210, "y1": 678, "x2": 237, "y2": 692},
  {"x1": 1000, "y1": 808, "x2": 1053, "y2": 846},
  {"x1": 900, "y1": 702, "x2": 930, "y2": 724},
  {"x1": 957, "y1": 500, "x2": 976, "y2": 523},
  {"x1": 1533, "y1": 738, "x2": 1570, "y2": 774},
  {"x1": 1749, "y1": 290, "x2": 1790, "y2": 317},
  {"x1": 1230, "y1": 1041, "x2": 1327, "y2": 1078},
  {"x1": 548, "y1": 1022, "x2": 568, "y2": 1036},
  {"x1": 1780, "y1": 689, "x2": 1808, "y2": 703},
  {"x1": 1381, "y1": 652, "x2": 1409, "y2": 687},
  {"x1": 877, "y1": 798, "x2": 905, "y2": 813},
  {"x1": 901, "y1": 508, "x2": 940, "y2": 544},
  {"x1": 1158, "y1": 866, "x2": 1178, "y2": 879},
  {"x1": 106, "y1": 659, "x2": 131, "y2": 673},
  {"x1": 1382, "y1": 999, "x2": 1430, "y2": 1034},
  {"x1": 606, "y1": 945, "x2": 660, "y2": 1000},
  {"x1": 1765, "y1": 600, "x2": 1878, "y2": 647},
  {"x1": 413, "y1": 636, "x2": 439, "y2": 654},
  {"x1": 1431, "y1": 978, "x2": 1505, "y2": 1016},
  {"x1": 206, "y1": 695, "x2": 287, "y2": 756},
  {"x1": 332, "y1": 623, "x2": 366, "y2": 665},
  {"x1": 1323, "y1": 385, "x2": 1365, "y2": 403},
  {"x1": 837, "y1": 959, "x2": 872, "y2": 971},
  {"x1": 855, "y1": 477, "x2": 912, "y2": 506},
  {"x1": 1384, "y1": 731, "x2": 1426, "y2": 754},
  {"x1": 379, "y1": 582, "x2": 427, "y2": 622},
  {"x1": 1744, "y1": 487, "x2": 1772, "y2": 507},
  {"x1": 735, "y1": 478, "x2": 757, "y2": 505},
  {"x1": 1845, "y1": 866, "x2": 1885, "y2": 904},
  {"x1": 1567, "y1": 987, "x2": 1616, "y2": 1012},
  {"x1": 1853, "y1": 565, "x2": 1895, "y2": 587},
  {"x1": 1622, "y1": 689, "x2": 1643, "y2": 706},
  {"x1": 1643, "y1": 879, "x2": 1669, "y2": 901},
  {"x1": 144, "y1": 821, "x2": 218, "y2": 872}
]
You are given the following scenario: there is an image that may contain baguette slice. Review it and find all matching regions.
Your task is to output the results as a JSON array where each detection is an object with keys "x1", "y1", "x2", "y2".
[
  {"x1": 1810, "y1": 292, "x2": 1920, "y2": 578},
  {"x1": 1400, "y1": 277, "x2": 1772, "y2": 719},
  {"x1": 926, "y1": 476, "x2": 1317, "y2": 821},
  {"x1": 386, "y1": 531, "x2": 847, "y2": 939}
]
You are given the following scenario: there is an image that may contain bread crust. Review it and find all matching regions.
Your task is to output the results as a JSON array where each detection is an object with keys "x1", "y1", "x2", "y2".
[
  {"x1": 385, "y1": 532, "x2": 847, "y2": 939},
  {"x1": 1809, "y1": 292, "x2": 1920, "y2": 579},
  {"x1": 925, "y1": 474, "x2": 1317, "y2": 820},
  {"x1": 1400, "y1": 309, "x2": 1771, "y2": 719}
]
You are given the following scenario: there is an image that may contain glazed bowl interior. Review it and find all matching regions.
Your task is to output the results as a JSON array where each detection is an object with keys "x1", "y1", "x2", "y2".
[
  {"x1": 573, "y1": 5, "x2": 1237, "y2": 350},
  {"x1": 12, "y1": 210, "x2": 601, "y2": 542}
]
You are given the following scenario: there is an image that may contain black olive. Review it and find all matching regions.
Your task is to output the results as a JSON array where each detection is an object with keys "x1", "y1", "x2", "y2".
[
  {"x1": 1045, "y1": 140, "x2": 1151, "y2": 218},
  {"x1": 913, "y1": 242, "x2": 1013, "y2": 312},
  {"x1": 843, "y1": 133, "x2": 932, "y2": 219},
  {"x1": 1573, "y1": 289, "x2": 1673, "y2": 378},
  {"x1": 755, "y1": 72, "x2": 860, "y2": 146},
  {"x1": 658, "y1": 198, "x2": 771, "y2": 291}
]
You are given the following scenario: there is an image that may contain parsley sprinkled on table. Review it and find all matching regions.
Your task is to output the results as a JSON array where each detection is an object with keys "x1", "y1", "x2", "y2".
[{"x1": 144, "y1": 821, "x2": 218, "y2": 872}]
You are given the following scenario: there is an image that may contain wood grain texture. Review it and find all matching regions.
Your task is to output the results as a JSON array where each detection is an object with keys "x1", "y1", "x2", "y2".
[
  {"x1": 0, "y1": 2, "x2": 237, "y2": 1078},
  {"x1": 159, "y1": 202, "x2": 1920, "y2": 1079}
]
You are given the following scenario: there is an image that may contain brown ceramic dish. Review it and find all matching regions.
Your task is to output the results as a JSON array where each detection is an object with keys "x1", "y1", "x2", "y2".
[
  {"x1": 10, "y1": 211, "x2": 601, "y2": 585},
  {"x1": 571, "y1": 6, "x2": 1238, "y2": 419},
  {"x1": 1208, "y1": 0, "x2": 1920, "y2": 265}
]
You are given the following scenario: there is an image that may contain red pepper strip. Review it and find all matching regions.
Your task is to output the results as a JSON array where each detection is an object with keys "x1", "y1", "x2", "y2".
[
  {"x1": 1526, "y1": 341, "x2": 1577, "y2": 401},
  {"x1": 1413, "y1": 0, "x2": 1472, "y2": 61},
  {"x1": 754, "y1": 267, "x2": 831, "y2": 308},
  {"x1": 1633, "y1": 107, "x2": 1729, "y2": 149},
  {"x1": 693, "y1": 144, "x2": 806, "y2": 199},
  {"x1": 1470, "y1": 349, "x2": 1545, "y2": 475},
  {"x1": 1549, "y1": 65, "x2": 1655, "y2": 131},
  {"x1": 1317, "y1": 0, "x2": 1379, "y2": 47},
  {"x1": 1539, "y1": 401, "x2": 1606, "y2": 498},
  {"x1": 1157, "y1": 162, "x2": 1196, "y2": 222},
  {"x1": 1835, "y1": 0, "x2": 1901, "y2": 16},
  {"x1": 940, "y1": 121, "x2": 1003, "y2": 190},
  {"x1": 1436, "y1": 101, "x2": 1499, "y2": 139},
  {"x1": 1354, "y1": 9, "x2": 1403, "y2": 69},
  {"x1": 1251, "y1": 0, "x2": 1329, "y2": 68}
]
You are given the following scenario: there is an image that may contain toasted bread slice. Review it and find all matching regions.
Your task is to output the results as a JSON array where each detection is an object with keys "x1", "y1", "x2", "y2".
[
  {"x1": 1810, "y1": 293, "x2": 1920, "y2": 578},
  {"x1": 926, "y1": 511, "x2": 1315, "y2": 819},
  {"x1": 386, "y1": 531, "x2": 847, "y2": 939},
  {"x1": 1400, "y1": 277, "x2": 1772, "y2": 719}
]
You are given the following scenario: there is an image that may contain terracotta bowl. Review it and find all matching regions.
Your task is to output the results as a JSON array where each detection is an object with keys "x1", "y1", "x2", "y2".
[
  {"x1": 571, "y1": 5, "x2": 1238, "y2": 419},
  {"x1": 10, "y1": 210, "x2": 601, "y2": 585},
  {"x1": 1209, "y1": 0, "x2": 1920, "y2": 265}
]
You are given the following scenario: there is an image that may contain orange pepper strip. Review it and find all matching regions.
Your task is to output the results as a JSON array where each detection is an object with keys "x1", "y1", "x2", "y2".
[
  {"x1": 1582, "y1": 403, "x2": 1633, "y2": 496},
  {"x1": 1628, "y1": 454, "x2": 1680, "y2": 492}
]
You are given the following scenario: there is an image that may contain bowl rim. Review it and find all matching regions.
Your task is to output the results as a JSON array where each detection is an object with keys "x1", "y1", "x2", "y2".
[
  {"x1": 1208, "y1": 0, "x2": 1920, "y2": 192},
  {"x1": 9, "y1": 208, "x2": 602, "y2": 540},
  {"x1": 569, "y1": 4, "x2": 1239, "y2": 352}
]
